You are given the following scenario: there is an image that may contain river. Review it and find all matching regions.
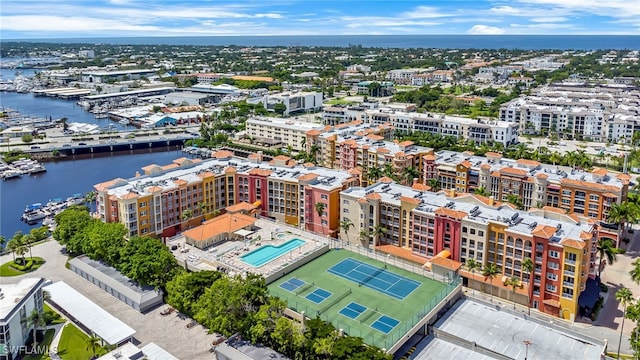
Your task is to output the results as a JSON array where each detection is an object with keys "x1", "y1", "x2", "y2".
[{"x1": 0, "y1": 77, "x2": 187, "y2": 239}]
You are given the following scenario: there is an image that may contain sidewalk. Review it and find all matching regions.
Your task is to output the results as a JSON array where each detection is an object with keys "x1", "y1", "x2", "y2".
[{"x1": 47, "y1": 321, "x2": 68, "y2": 360}]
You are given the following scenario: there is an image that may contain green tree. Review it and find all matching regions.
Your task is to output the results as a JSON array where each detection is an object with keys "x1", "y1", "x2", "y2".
[
  {"x1": 315, "y1": 202, "x2": 326, "y2": 234},
  {"x1": 630, "y1": 259, "x2": 640, "y2": 286},
  {"x1": 506, "y1": 194, "x2": 524, "y2": 210},
  {"x1": 24, "y1": 308, "x2": 46, "y2": 353},
  {"x1": 21, "y1": 134, "x2": 33, "y2": 143},
  {"x1": 359, "y1": 229, "x2": 370, "y2": 247},
  {"x1": 53, "y1": 206, "x2": 92, "y2": 254},
  {"x1": 474, "y1": 186, "x2": 490, "y2": 197},
  {"x1": 616, "y1": 287, "x2": 634, "y2": 359},
  {"x1": 118, "y1": 236, "x2": 179, "y2": 289},
  {"x1": 367, "y1": 166, "x2": 383, "y2": 184},
  {"x1": 596, "y1": 238, "x2": 619, "y2": 278},
  {"x1": 181, "y1": 208, "x2": 194, "y2": 230},
  {"x1": 549, "y1": 151, "x2": 562, "y2": 166},
  {"x1": 166, "y1": 270, "x2": 222, "y2": 316},
  {"x1": 85, "y1": 333, "x2": 102, "y2": 358},
  {"x1": 428, "y1": 178, "x2": 441, "y2": 191},
  {"x1": 273, "y1": 102, "x2": 287, "y2": 116},
  {"x1": 522, "y1": 257, "x2": 534, "y2": 316},
  {"x1": 482, "y1": 263, "x2": 499, "y2": 302},
  {"x1": 339, "y1": 219, "x2": 354, "y2": 245},
  {"x1": 372, "y1": 225, "x2": 387, "y2": 249},
  {"x1": 505, "y1": 275, "x2": 522, "y2": 311},
  {"x1": 465, "y1": 258, "x2": 481, "y2": 298},
  {"x1": 402, "y1": 166, "x2": 420, "y2": 185}
]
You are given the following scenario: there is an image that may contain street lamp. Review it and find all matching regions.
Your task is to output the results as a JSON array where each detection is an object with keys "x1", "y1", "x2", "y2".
[
  {"x1": 385, "y1": 254, "x2": 390, "y2": 269},
  {"x1": 523, "y1": 340, "x2": 532, "y2": 360}
]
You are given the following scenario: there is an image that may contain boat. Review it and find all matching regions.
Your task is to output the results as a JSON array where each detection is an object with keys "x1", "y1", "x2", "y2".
[
  {"x1": 28, "y1": 164, "x2": 47, "y2": 174},
  {"x1": 119, "y1": 119, "x2": 130, "y2": 125},
  {"x1": 42, "y1": 216, "x2": 55, "y2": 227},
  {"x1": 66, "y1": 193, "x2": 85, "y2": 206},
  {"x1": 21, "y1": 210, "x2": 48, "y2": 223},
  {"x1": 25, "y1": 202, "x2": 43, "y2": 212},
  {"x1": 3, "y1": 170, "x2": 22, "y2": 179}
]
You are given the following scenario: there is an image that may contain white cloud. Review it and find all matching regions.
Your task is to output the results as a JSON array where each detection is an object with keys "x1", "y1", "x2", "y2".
[
  {"x1": 530, "y1": 17, "x2": 568, "y2": 23},
  {"x1": 401, "y1": 6, "x2": 452, "y2": 19},
  {"x1": 468, "y1": 25, "x2": 506, "y2": 35},
  {"x1": 490, "y1": 6, "x2": 521, "y2": 15},
  {"x1": 515, "y1": 0, "x2": 640, "y2": 18}
]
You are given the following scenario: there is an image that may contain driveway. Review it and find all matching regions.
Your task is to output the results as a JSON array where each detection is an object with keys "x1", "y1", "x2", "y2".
[{"x1": 1, "y1": 239, "x2": 216, "y2": 359}]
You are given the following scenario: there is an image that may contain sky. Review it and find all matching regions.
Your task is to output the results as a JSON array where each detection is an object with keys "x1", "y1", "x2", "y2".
[{"x1": 1, "y1": 0, "x2": 638, "y2": 39}]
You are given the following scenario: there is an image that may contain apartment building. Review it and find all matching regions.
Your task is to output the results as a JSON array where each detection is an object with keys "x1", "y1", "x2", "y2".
[
  {"x1": 260, "y1": 91, "x2": 323, "y2": 116},
  {"x1": 0, "y1": 278, "x2": 48, "y2": 360},
  {"x1": 322, "y1": 105, "x2": 368, "y2": 126},
  {"x1": 500, "y1": 83, "x2": 640, "y2": 142},
  {"x1": 423, "y1": 150, "x2": 630, "y2": 222},
  {"x1": 339, "y1": 181, "x2": 618, "y2": 321},
  {"x1": 245, "y1": 117, "x2": 323, "y2": 152},
  {"x1": 367, "y1": 109, "x2": 520, "y2": 147},
  {"x1": 94, "y1": 152, "x2": 357, "y2": 238}
]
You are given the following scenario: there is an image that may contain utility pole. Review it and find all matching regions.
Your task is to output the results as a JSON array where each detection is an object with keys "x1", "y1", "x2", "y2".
[{"x1": 523, "y1": 339, "x2": 532, "y2": 360}]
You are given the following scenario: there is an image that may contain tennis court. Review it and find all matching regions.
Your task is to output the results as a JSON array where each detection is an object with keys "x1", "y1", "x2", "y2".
[
  {"x1": 268, "y1": 249, "x2": 455, "y2": 350},
  {"x1": 328, "y1": 257, "x2": 421, "y2": 300},
  {"x1": 305, "y1": 288, "x2": 332, "y2": 304}
]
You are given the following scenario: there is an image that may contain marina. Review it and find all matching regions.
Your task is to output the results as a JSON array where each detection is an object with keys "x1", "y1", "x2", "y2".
[
  {"x1": 1, "y1": 159, "x2": 47, "y2": 179},
  {"x1": 21, "y1": 193, "x2": 85, "y2": 226}
]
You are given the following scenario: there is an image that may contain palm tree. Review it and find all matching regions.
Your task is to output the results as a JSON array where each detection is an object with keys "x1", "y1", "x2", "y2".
[
  {"x1": 428, "y1": 178, "x2": 441, "y2": 192},
  {"x1": 367, "y1": 166, "x2": 383, "y2": 184},
  {"x1": 22, "y1": 234, "x2": 35, "y2": 260},
  {"x1": 505, "y1": 276, "x2": 522, "y2": 311},
  {"x1": 630, "y1": 259, "x2": 640, "y2": 285},
  {"x1": 506, "y1": 194, "x2": 524, "y2": 210},
  {"x1": 24, "y1": 309, "x2": 46, "y2": 353},
  {"x1": 402, "y1": 166, "x2": 420, "y2": 186},
  {"x1": 549, "y1": 151, "x2": 562, "y2": 166},
  {"x1": 85, "y1": 333, "x2": 102, "y2": 358},
  {"x1": 0, "y1": 235, "x2": 6, "y2": 250},
  {"x1": 358, "y1": 229, "x2": 370, "y2": 247},
  {"x1": 482, "y1": 264, "x2": 499, "y2": 302},
  {"x1": 315, "y1": 202, "x2": 326, "y2": 235},
  {"x1": 372, "y1": 225, "x2": 387, "y2": 249},
  {"x1": 339, "y1": 219, "x2": 354, "y2": 245},
  {"x1": 383, "y1": 162, "x2": 397, "y2": 181},
  {"x1": 197, "y1": 201, "x2": 208, "y2": 219},
  {"x1": 474, "y1": 186, "x2": 490, "y2": 197},
  {"x1": 607, "y1": 202, "x2": 626, "y2": 231},
  {"x1": 616, "y1": 287, "x2": 634, "y2": 359},
  {"x1": 181, "y1": 209, "x2": 193, "y2": 230},
  {"x1": 522, "y1": 257, "x2": 534, "y2": 316},
  {"x1": 15, "y1": 243, "x2": 29, "y2": 264},
  {"x1": 465, "y1": 259, "x2": 481, "y2": 297},
  {"x1": 596, "y1": 238, "x2": 619, "y2": 278},
  {"x1": 6, "y1": 237, "x2": 20, "y2": 262}
]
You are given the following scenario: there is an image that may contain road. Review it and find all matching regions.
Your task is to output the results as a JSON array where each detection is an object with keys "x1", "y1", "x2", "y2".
[{"x1": 1, "y1": 239, "x2": 217, "y2": 359}]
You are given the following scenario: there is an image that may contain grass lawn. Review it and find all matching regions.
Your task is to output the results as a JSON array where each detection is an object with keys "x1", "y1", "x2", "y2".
[
  {"x1": 268, "y1": 249, "x2": 456, "y2": 350},
  {"x1": 58, "y1": 324, "x2": 105, "y2": 360},
  {"x1": 22, "y1": 329, "x2": 55, "y2": 360},
  {"x1": 0, "y1": 257, "x2": 46, "y2": 277},
  {"x1": 324, "y1": 98, "x2": 355, "y2": 105}
]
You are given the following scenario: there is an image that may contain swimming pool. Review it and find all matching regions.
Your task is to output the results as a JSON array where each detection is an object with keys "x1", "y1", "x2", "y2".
[{"x1": 240, "y1": 239, "x2": 306, "y2": 267}]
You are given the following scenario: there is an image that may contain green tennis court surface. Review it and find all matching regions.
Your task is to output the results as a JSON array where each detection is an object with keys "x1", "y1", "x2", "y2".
[{"x1": 268, "y1": 249, "x2": 455, "y2": 350}]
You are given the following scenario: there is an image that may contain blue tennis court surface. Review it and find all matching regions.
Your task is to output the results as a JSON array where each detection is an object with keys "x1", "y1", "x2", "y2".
[
  {"x1": 339, "y1": 302, "x2": 367, "y2": 319},
  {"x1": 305, "y1": 288, "x2": 332, "y2": 304},
  {"x1": 279, "y1": 277, "x2": 305, "y2": 292},
  {"x1": 327, "y1": 258, "x2": 421, "y2": 300},
  {"x1": 371, "y1": 315, "x2": 400, "y2": 334}
]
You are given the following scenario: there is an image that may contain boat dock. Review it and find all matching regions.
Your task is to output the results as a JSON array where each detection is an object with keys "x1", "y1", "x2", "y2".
[
  {"x1": 1, "y1": 159, "x2": 46, "y2": 180},
  {"x1": 33, "y1": 87, "x2": 92, "y2": 99}
]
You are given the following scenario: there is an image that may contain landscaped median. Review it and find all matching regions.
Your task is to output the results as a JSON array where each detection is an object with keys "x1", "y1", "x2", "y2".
[{"x1": 0, "y1": 257, "x2": 45, "y2": 276}]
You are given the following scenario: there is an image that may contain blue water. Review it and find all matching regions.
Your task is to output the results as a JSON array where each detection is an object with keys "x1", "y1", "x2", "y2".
[
  {"x1": 240, "y1": 238, "x2": 306, "y2": 267},
  {"x1": 0, "y1": 90, "x2": 184, "y2": 239},
  {"x1": 6, "y1": 35, "x2": 639, "y2": 50}
]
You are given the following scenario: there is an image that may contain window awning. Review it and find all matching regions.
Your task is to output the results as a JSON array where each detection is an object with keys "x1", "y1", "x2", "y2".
[{"x1": 234, "y1": 229, "x2": 254, "y2": 237}]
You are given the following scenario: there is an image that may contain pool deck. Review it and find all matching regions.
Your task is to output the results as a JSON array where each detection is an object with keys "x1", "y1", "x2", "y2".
[{"x1": 167, "y1": 218, "x2": 330, "y2": 281}]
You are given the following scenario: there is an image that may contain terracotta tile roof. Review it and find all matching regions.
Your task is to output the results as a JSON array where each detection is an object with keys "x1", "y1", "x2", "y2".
[
  {"x1": 225, "y1": 166, "x2": 236, "y2": 174},
  {"x1": 398, "y1": 140, "x2": 414, "y2": 147},
  {"x1": 197, "y1": 171, "x2": 215, "y2": 179},
  {"x1": 378, "y1": 176, "x2": 395, "y2": 184},
  {"x1": 174, "y1": 179, "x2": 188, "y2": 186},
  {"x1": 591, "y1": 168, "x2": 608, "y2": 176},
  {"x1": 532, "y1": 224, "x2": 557, "y2": 238},
  {"x1": 303, "y1": 162, "x2": 316, "y2": 168},
  {"x1": 580, "y1": 231, "x2": 593, "y2": 240},
  {"x1": 247, "y1": 168, "x2": 272, "y2": 177},
  {"x1": 141, "y1": 164, "x2": 160, "y2": 171},
  {"x1": 247, "y1": 153, "x2": 259, "y2": 160},
  {"x1": 560, "y1": 238, "x2": 586, "y2": 249},
  {"x1": 435, "y1": 207, "x2": 467, "y2": 220},
  {"x1": 146, "y1": 186, "x2": 164, "y2": 193},
  {"x1": 462, "y1": 151, "x2": 475, "y2": 156},
  {"x1": 298, "y1": 173, "x2": 318, "y2": 181},
  {"x1": 460, "y1": 160, "x2": 472, "y2": 168},
  {"x1": 485, "y1": 152, "x2": 502, "y2": 157},
  {"x1": 357, "y1": 197, "x2": 369, "y2": 204},
  {"x1": 348, "y1": 168, "x2": 362, "y2": 175},
  {"x1": 602, "y1": 192, "x2": 618, "y2": 198},
  {"x1": 616, "y1": 173, "x2": 631, "y2": 184},
  {"x1": 412, "y1": 183, "x2": 431, "y2": 191},
  {"x1": 173, "y1": 157, "x2": 190, "y2": 165},
  {"x1": 183, "y1": 213, "x2": 257, "y2": 242},
  {"x1": 377, "y1": 244, "x2": 427, "y2": 265},
  {"x1": 480, "y1": 164, "x2": 491, "y2": 170},
  {"x1": 516, "y1": 159, "x2": 541, "y2": 166},
  {"x1": 161, "y1": 163, "x2": 179, "y2": 171},
  {"x1": 306, "y1": 129, "x2": 321, "y2": 136},
  {"x1": 560, "y1": 178, "x2": 619, "y2": 192},
  {"x1": 191, "y1": 158, "x2": 202, "y2": 163},
  {"x1": 500, "y1": 167, "x2": 528, "y2": 176},
  {"x1": 395, "y1": 151, "x2": 406, "y2": 157},
  {"x1": 212, "y1": 150, "x2": 234, "y2": 159},
  {"x1": 366, "y1": 134, "x2": 384, "y2": 141},
  {"x1": 424, "y1": 154, "x2": 436, "y2": 161},
  {"x1": 400, "y1": 196, "x2": 421, "y2": 205},
  {"x1": 430, "y1": 256, "x2": 462, "y2": 270},
  {"x1": 377, "y1": 148, "x2": 390, "y2": 154},
  {"x1": 272, "y1": 155, "x2": 291, "y2": 161},
  {"x1": 94, "y1": 178, "x2": 126, "y2": 192},
  {"x1": 536, "y1": 172, "x2": 548, "y2": 179},
  {"x1": 120, "y1": 192, "x2": 139, "y2": 200},
  {"x1": 365, "y1": 192, "x2": 382, "y2": 200},
  {"x1": 543, "y1": 299, "x2": 560, "y2": 308},
  {"x1": 225, "y1": 201, "x2": 259, "y2": 213}
]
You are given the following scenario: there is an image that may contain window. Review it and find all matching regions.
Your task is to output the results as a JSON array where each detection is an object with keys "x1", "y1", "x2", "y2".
[
  {"x1": 547, "y1": 273, "x2": 558, "y2": 281},
  {"x1": 470, "y1": 229, "x2": 476, "y2": 235},
  {"x1": 343, "y1": 208, "x2": 349, "y2": 214},
  {"x1": 321, "y1": 194, "x2": 328, "y2": 200},
  {"x1": 549, "y1": 250, "x2": 560, "y2": 259},
  {"x1": 546, "y1": 284, "x2": 557, "y2": 292},
  {"x1": 478, "y1": 230, "x2": 484, "y2": 237},
  {"x1": 462, "y1": 226, "x2": 468, "y2": 233},
  {"x1": 343, "y1": 199, "x2": 349, "y2": 205}
]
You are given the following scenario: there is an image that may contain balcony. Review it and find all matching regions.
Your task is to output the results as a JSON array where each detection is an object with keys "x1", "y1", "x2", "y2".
[
  {"x1": 535, "y1": 256, "x2": 543, "y2": 262},
  {"x1": 565, "y1": 258, "x2": 576, "y2": 265},
  {"x1": 563, "y1": 281, "x2": 575, "y2": 288},
  {"x1": 564, "y1": 270, "x2": 575, "y2": 277}
]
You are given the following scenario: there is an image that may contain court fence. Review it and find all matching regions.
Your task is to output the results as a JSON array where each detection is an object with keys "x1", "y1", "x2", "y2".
[{"x1": 276, "y1": 279, "x2": 460, "y2": 350}]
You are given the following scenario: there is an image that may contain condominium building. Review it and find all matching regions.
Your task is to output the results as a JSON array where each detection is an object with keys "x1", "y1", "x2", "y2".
[
  {"x1": 339, "y1": 181, "x2": 618, "y2": 321},
  {"x1": 423, "y1": 150, "x2": 630, "y2": 221},
  {"x1": 366, "y1": 109, "x2": 520, "y2": 146},
  {"x1": 94, "y1": 152, "x2": 358, "y2": 238},
  {"x1": 322, "y1": 105, "x2": 368, "y2": 126},
  {"x1": 499, "y1": 83, "x2": 640, "y2": 142},
  {"x1": 260, "y1": 91, "x2": 323, "y2": 116},
  {"x1": 245, "y1": 117, "x2": 323, "y2": 152},
  {"x1": 0, "y1": 278, "x2": 48, "y2": 360}
]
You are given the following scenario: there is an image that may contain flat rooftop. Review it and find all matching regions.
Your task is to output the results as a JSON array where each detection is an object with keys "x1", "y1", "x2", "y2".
[
  {"x1": 0, "y1": 277, "x2": 44, "y2": 320},
  {"x1": 432, "y1": 300, "x2": 604, "y2": 360}
]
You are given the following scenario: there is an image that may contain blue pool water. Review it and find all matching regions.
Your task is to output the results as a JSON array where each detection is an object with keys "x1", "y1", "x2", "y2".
[{"x1": 240, "y1": 239, "x2": 306, "y2": 267}]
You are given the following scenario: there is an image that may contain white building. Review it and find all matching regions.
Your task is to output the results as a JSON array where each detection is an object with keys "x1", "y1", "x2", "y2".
[
  {"x1": 245, "y1": 117, "x2": 324, "y2": 152},
  {"x1": 0, "y1": 278, "x2": 48, "y2": 360},
  {"x1": 261, "y1": 91, "x2": 323, "y2": 116},
  {"x1": 78, "y1": 50, "x2": 95, "y2": 59}
]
